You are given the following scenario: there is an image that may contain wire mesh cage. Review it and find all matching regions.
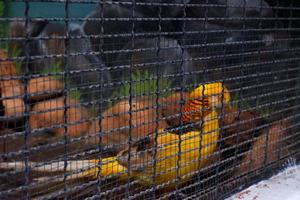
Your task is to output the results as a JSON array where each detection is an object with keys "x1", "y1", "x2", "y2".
[{"x1": 0, "y1": 0, "x2": 300, "y2": 199}]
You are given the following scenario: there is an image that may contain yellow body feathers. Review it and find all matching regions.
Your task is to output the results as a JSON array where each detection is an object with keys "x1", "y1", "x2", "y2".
[
  {"x1": 135, "y1": 110, "x2": 219, "y2": 186},
  {"x1": 82, "y1": 110, "x2": 219, "y2": 188}
]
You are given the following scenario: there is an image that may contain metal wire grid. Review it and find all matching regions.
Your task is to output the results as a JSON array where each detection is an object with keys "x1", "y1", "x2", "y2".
[{"x1": 0, "y1": 0, "x2": 299, "y2": 199}]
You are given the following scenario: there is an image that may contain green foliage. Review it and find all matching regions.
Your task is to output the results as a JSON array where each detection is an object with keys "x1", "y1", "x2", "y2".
[
  {"x1": 230, "y1": 93, "x2": 247, "y2": 110},
  {"x1": 41, "y1": 61, "x2": 64, "y2": 76},
  {"x1": 259, "y1": 106, "x2": 273, "y2": 119},
  {"x1": 0, "y1": 1, "x2": 7, "y2": 49},
  {"x1": 9, "y1": 46, "x2": 22, "y2": 75},
  {"x1": 0, "y1": 2, "x2": 5, "y2": 17},
  {"x1": 2, "y1": 2, "x2": 21, "y2": 72},
  {"x1": 41, "y1": 61, "x2": 64, "y2": 84},
  {"x1": 231, "y1": 93, "x2": 273, "y2": 119},
  {"x1": 89, "y1": 105, "x2": 99, "y2": 117},
  {"x1": 112, "y1": 69, "x2": 171, "y2": 98},
  {"x1": 41, "y1": 61, "x2": 82, "y2": 101},
  {"x1": 69, "y1": 88, "x2": 82, "y2": 101}
]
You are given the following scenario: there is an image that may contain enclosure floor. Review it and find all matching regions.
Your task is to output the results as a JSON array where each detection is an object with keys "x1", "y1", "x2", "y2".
[{"x1": 227, "y1": 165, "x2": 300, "y2": 200}]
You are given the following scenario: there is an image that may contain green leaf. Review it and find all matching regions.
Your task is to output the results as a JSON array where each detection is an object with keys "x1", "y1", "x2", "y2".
[
  {"x1": 0, "y1": 2, "x2": 5, "y2": 16},
  {"x1": 111, "y1": 69, "x2": 171, "y2": 99},
  {"x1": 69, "y1": 88, "x2": 82, "y2": 101},
  {"x1": 0, "y1": 1, "x2": 8, "y2": 48},
  {"x1": 41, "y1": 60, "x2": 64, "y2": 80},
  {"x1": 8, "y1": 46, "x2": 22, "y2": 75}
]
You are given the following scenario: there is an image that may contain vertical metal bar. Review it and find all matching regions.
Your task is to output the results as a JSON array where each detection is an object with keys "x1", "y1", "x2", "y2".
[
  {"x1": 126, "y1": 0, "x2": 136, "y2": 198},
  {"x1": 290, "y1": 0, "x2": 300, "y2": 159},
  {"x1": 215, "y1": 0, "x2": 228, "y2": 196},
  {"x1": 195, "y1": 0, "x2": 209, "y2": 194},
  {"x1": 277, "y1": 0, "x2": 288, "y2": 162},
  {"x1": 262, "y1": 0, "x2": 277, "y2": 170},
  {"x1": 250, "y1": 0, "x2": 264, "y2": 173},
  {"x1": 264, "y1": 0, "x2": 274, "y2": 165},
  {"x1": 235, "y1": 0, "x2": 247, "y2": 187},
  {"x1": 23, "y1": 0, "x2": 30, "y2": 199},
  {"x1": 226, "y1": 0, "x2": 247, "y2": 190},
  {"x1": 152, "y1": 2, "x2": 162, "y2": 198},
  {"x1": 176, "y1": 0, "x2": 187, "y2": 195},
  {"x1": 63, "y1": 0, "x2": 70, "y2": 198},
  {"x1": 96, "y1": 0, "x2": 105, "y2": 196}
]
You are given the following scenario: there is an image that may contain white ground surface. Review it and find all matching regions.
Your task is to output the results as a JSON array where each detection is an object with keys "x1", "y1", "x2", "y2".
[{"x1": 227, "y1": 165, "x2": 300, "y2": 200}]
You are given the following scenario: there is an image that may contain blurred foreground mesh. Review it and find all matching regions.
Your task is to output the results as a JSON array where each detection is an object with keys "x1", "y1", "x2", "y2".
[{"x1": 0, "y1": 0, "x2": 300, "y2": 199}]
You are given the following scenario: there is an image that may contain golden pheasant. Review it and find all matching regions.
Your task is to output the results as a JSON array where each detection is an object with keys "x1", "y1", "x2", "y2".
[{"x1": 81, "y1": 109, "x2": 219, "y2": 189}]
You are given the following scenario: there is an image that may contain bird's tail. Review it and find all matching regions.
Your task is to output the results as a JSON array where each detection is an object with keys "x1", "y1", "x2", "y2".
[
  {"x1": 80, "y1": 157, "x2": 128, "y2": 180},
  {"x1": 0, "y1": 156, "x2": 128, "y2": 182}
]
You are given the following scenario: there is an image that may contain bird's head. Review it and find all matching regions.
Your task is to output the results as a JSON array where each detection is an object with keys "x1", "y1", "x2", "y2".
[{"x1": 189, "y1": 82, "x2": 230, "y2": 109}]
